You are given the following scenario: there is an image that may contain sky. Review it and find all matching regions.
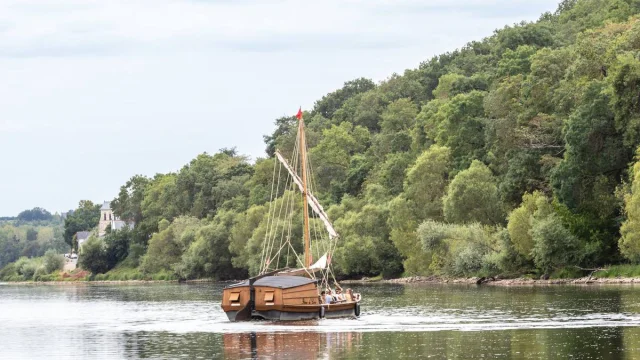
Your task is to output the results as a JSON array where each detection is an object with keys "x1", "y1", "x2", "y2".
[{"x1": 0, "y1": 0, "x2": 561, "y2": 216}]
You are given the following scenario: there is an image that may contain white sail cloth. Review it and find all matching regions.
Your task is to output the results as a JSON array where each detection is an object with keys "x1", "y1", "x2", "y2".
[
  {"x1": 275, "y1": 151, "x2": 339, "y2": 239},
  {"x1": 309, "y1": 253, "x2": 328, "y2": 269}
]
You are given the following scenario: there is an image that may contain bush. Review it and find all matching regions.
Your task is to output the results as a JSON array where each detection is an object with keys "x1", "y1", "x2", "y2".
[
  {"x1": 531, "y1": 214, "x2": 581, "y2": 274},
  {"x1": 0, "y1": 263, "x2": 18, "y2": 281},
  {"x1": 43, "y1": 250, "x2": 64, "y2": 274},
  {"x1": 79, "y1": 237, "x2": 109, "y2": 274},
  {"x1": 451, "y1": 244, "x2": 485, "y2": 276},
  {"x1": 122, "y1": 243, "x2": 145, "y2": 268},
  {"x1": 19, "y1": 261, "x2": 39, "y2": 280},
  {"x1": 33, "y1": 266, "x2": 47, "y2": 279}
]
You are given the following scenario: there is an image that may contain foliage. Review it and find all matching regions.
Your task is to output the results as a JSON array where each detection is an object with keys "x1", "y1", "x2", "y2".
[
  {"x1": 620, "y1": 148, "x2": 640, "y2": 261},
  {"x1": 43, "y1": 250, "x2": 64, "y2": 274},
  {"x1": 443, "y1": 160, "x2": 504, "y2": 225},
  {"x1": 63, "y1": 201, "x2": 100, "y2": 248},
  {"x1": 530, "y1": 214, "x2": 581, "y2": 274},
  {"x1": 78, "y1": 237, "x2": 109, "y2": 275},
  {"x1": 507, "y1": 191, "x2": 550, "y2": 260},
  {"x1": 17, "y1": 207, "x2": 53, "y2": 222}
]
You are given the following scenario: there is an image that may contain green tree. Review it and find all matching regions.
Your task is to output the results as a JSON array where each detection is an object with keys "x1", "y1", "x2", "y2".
[
  {"x1": 443, "y1": 160, "x2": 504, "y2": 225},
  {"x1": 111, "y1": 175, "x2": 150, "y2": 225},
  {"x1": 312, "y1": 78, "x2": 376, "y2": 119},
  {"x1": 79, "y1": 237, "x2": 109, "y2": 274},
  {"x1": 507, "y1": 191, "x2": 549, "y2": 260},
  {"x1": 43, "y1": 250, "x2": 64, "y2": 274},
  {"x1": 405, "y1": 145, "x2": 452, "y2": 220},
  {"x1": 63, "y1": 201, "x2": 100, "y2": 248},
  {"x1": 530, "y1": 214, "x2": 581, "y2": 274},
  {"x1": 620, "y1": 148, "x2": 640, "y2": 261}
]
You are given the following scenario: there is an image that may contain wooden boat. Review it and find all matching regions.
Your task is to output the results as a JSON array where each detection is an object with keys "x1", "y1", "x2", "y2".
[{"x1": 221, "y1": 109, "x2": 361, "y2": 321}]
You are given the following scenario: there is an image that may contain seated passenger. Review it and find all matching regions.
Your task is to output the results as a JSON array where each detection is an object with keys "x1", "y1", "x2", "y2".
[
  {"x1": 345, "y1": 288, "x2": 354, "y2": 302},
  {"x1": 325, "y1": 289, "x2": 334, "y2": 304},
  {"x1": 335, "y1": 289, "x2": 345, "y2": 302}
]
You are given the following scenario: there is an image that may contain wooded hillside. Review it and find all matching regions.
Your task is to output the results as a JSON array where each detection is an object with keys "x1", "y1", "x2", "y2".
[{"x1": 11, "y1": 0, "x2": 640, "y2": 281}]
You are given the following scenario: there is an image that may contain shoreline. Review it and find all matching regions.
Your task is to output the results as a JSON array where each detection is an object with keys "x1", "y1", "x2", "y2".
[
  {"x1": 341, "y1": 275, "x2": 640, "y2": 286},
  {"x1": 3, "y1": 276, "x2": 640, "y2": 286},
  {"x1": 0, "y1": 278, "x2": 219, "y2": 286}
]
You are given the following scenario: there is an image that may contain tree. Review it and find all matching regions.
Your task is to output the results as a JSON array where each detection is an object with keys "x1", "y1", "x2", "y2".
[
  {"x1": 63, "y1": 201, "x2": 100, "y2": 247},
  {"x1": 263, "y1": 116, "x2": 298, "y2": 157},
  {"x1": 177, "y1": 211, "x2": 246, "y2": 280},
  {"x1": 427, "y1": 91, "x2": 486, "y2": 171},
  {"x1": 104, "y1": 228, "x2": 133, "y2": 270},
  {"x1": 43, "y1": 250, "x2": 64, "y2": 274},
  {"x1": 620, "y1": 148, "x2": 640, "y2": 262},
  {"x1": 404, "y1": 145, "x2": 452, "y2": 220},
  {"x1": 17, "y1": 208, "x2": 53, "y2": 222},
  {"x1": 141, "y1": 216, "x2": 201, "y2": 274},
  {"x1": 78, "y1": 237, "x2": 109, "y2": 274},
  {"x1": 388, "y1": 196, "x2": 430, "y2": 276},
  {"x1": 497, "y1": 45, "x2": 537, "y2": 77},
  {"x1": 530, "y1": 214, "x2": 581, "y2": 274},
  {"x1": 380, "y1": 98, "x2": 418, "y2": 134},
  {"x1": 309, "y1": 122, "x2": 369, "y2": 197},
  {"x1": 312, "y1": 78, "x2": 376, "y2": 119},
  {"x1": 507, "y1": 191, "x2": 552, "y2": 260},
  {"x1": 443, "y1": 160, "x2": 504, "y2": 225},
  {"x1": 111, "y1": 175, "x2": 150, "y2": 225}
]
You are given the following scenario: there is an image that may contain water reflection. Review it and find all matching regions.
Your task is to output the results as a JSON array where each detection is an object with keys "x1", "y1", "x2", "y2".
[{"x1": 222, "y1": 332, "x2": 363, "y2": 359}]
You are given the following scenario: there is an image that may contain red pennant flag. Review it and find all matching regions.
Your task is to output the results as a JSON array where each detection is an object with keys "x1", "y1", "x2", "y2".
[{"x1": 296, "y1": 107, "x2": 303, "y2": 120}]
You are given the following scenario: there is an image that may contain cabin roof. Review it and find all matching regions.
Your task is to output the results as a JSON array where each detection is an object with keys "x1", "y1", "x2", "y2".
[
  {"x1": 254, "y1": 276, "x2": 317, "y2": 289},
  {"x1": 226, "y1": 279, "x2": 250, "y2": 288},
  {"x1": 225, "y1": 275, "x2": 317, "y2": 289}
]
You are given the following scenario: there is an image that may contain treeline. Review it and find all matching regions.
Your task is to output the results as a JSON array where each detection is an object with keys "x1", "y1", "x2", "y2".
[
  {"x1": 51, "y1": 0, "x2": 640, "y2": 280},
  {"x1": 0, "y1": 210, "x2": 66, "y2": 269}
]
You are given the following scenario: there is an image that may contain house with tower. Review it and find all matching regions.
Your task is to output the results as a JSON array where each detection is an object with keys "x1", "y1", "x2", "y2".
[{"x1": 98, "y1": 201, "x2": 134, "y2": 237}]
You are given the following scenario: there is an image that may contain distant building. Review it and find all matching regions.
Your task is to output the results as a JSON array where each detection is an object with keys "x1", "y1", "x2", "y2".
[
  {"x1": 98, "y1": 201, "x2": 134, "y2": 237},
  {"x1": 76, "y1": 231, "x2": 91, "y2": 248}
]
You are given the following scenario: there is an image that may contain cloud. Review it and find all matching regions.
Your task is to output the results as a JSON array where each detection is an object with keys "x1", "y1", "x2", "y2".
[{"x1": 0, "y1": 0, "x2": 559, "y2": 58}]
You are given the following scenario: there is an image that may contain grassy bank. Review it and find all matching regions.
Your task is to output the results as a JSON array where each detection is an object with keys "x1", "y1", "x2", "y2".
[{"x1": 593, "y1": 265, "x2": 640, "y2": 278}]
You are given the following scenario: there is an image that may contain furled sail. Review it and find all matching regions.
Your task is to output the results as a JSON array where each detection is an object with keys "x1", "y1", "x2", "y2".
[
  {"x1": 309, "y1": 253, "x2": 328, "y2": 269},
  {"x1": 274, "y1": 151, "x2": 339, "y2": 239}
]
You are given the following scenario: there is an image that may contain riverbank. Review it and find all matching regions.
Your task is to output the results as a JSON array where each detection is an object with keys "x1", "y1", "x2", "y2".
[
  {"x1": 0, "y1": 278, "x2": 222, "y2": 285},
  {"x1": 342, "y1": 275, "x2": 640, "y2": 286},
  {"x1": 5, "y1": 275, "x2": 640, "y2": 286}
]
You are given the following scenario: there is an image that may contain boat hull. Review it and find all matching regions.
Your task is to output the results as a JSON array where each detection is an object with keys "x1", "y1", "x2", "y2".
[
  {"x1": 221, "y1": 276, "x2": 360, "y2": 322},
  {"x1": 251, "y1": 303, "x2": 358, "y2": 321}
]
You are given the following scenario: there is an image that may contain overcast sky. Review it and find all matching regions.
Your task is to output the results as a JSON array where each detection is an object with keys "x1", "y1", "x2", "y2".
[{"x1": 0, "y1": 0, "x2": 561, "y2": 216}]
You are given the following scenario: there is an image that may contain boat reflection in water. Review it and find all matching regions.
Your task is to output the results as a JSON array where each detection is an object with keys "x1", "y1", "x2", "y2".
[{"x1": 223, "y1": 331, "x2": 363, "y2": 359}]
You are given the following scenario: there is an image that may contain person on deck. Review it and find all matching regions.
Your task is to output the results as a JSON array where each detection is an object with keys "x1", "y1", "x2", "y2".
[
  {"x1": 335, "y1": 289, "x2": 345, "y2": 302},
  {"x1": 324, "y1": 289, "x2": 334, "y2": 304},
  {"x1": 345, "y1": 288, "x2": 354, "y2": 302}
]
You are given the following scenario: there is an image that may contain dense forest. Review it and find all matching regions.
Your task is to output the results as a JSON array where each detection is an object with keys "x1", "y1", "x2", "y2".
[
  {"x1": 7, "y1": 0, "x2": 640, "y2": 281},
  {"x1": 0, "y1": 208, "x2": 67, "y2": 279}
]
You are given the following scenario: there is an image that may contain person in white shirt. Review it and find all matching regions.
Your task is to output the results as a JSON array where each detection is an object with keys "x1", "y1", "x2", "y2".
[{"x1": 324, "y1": 289, "x2": 334, "y2": 304}]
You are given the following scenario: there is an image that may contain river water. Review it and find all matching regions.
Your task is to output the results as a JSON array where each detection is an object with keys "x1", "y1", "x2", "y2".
[{"x1": 2, "y1": 282, "x2": 640, "y2": 359}]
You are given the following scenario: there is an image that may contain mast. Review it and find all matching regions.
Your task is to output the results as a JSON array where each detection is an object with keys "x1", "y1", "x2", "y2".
[{"x1": 298, "y1": 111, "x2": 312, "y2": 268}]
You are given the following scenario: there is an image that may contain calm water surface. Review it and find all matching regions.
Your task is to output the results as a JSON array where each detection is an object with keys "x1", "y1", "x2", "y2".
[{"x1": 2, "y1": 282, "x2": 640, "y2": 359}]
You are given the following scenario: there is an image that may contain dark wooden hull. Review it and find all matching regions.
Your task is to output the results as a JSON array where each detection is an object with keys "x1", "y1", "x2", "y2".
[{"x1": 221, "y1": 277, "x2": 360, "y2": 322}]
